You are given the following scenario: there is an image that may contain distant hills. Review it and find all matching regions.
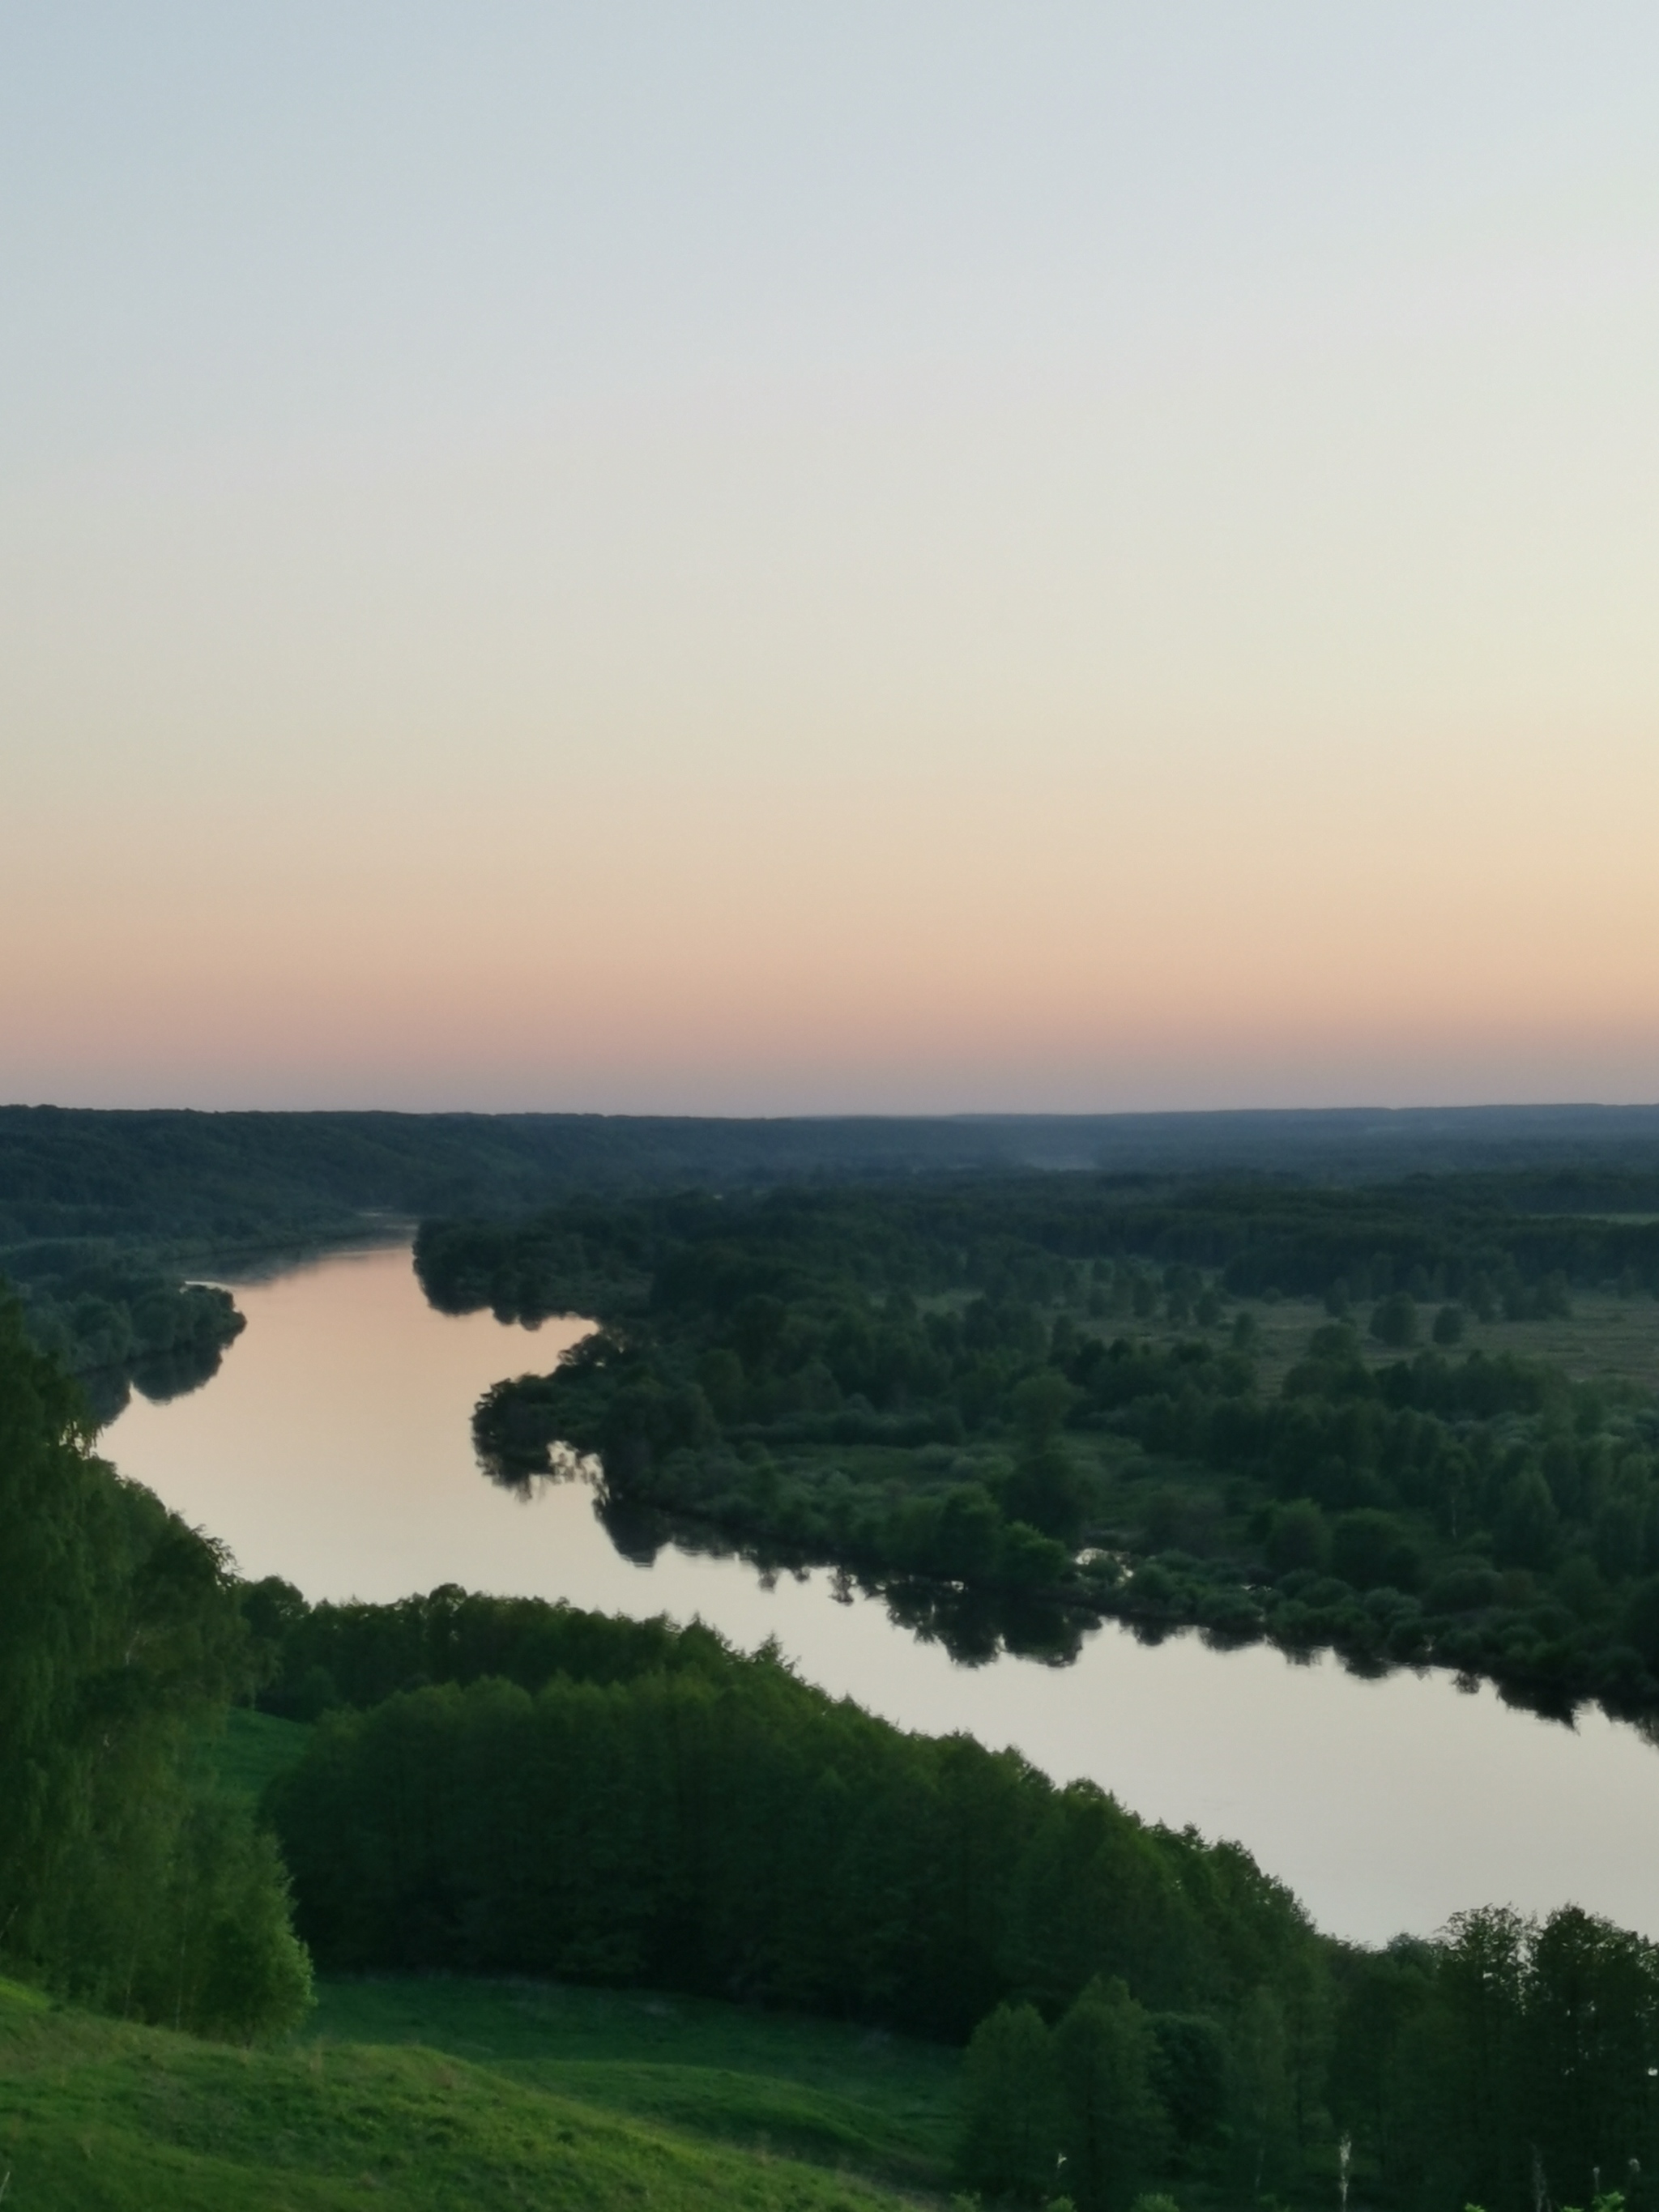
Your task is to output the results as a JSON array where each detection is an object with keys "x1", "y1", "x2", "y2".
[{"x1": 6, "y1": 1101, "x2": 1659, "y2": 1249}]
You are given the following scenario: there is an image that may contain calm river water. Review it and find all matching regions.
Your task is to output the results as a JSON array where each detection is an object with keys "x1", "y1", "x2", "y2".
[{"x1": 104, "y1": 1242, "x2": 1659, "y2": 1949}]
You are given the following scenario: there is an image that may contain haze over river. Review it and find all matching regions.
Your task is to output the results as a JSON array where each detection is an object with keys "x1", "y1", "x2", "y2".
[{"x1": 106, "y1": 1242, "x2": 1659, "y2": 1948}]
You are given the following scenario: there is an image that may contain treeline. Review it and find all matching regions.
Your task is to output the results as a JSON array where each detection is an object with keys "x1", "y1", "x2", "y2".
[
  {"x1": 1089, "y1": 1328, "x2": 1659, "y2": 1713},
  {"x1": 242, "y1": 1575, "x2": 744, "y2": 1719},
  {"x1": 260, "y1": 1583, "x2": 1659, "y2": 2211},
  {"x1": 2, "y1": 1242, "x2": 244, "y2": 1421},
  {"x1": 421, "y1": 1183, "x2": 1659, "y2": 1712},
  {"x1": 266, "y1": 1625, "x2": 1328, "y2": 2204},
  {"x1": 20, "y1": 1103, "x2": 1659, "y2": 1253},
  {"x1": 0, "y1": 1294, "x2": 310, "y2": 2039},
  {"x1": 417, "y1": 1169, "x2": 1659, "y2": 1335},
  {"x1": 960, "y1": 1905, "x2": 1659, "y2": 2211}
]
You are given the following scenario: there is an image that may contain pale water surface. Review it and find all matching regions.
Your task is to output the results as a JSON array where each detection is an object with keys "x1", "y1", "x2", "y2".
[{"x1": 105, "y1": 1243, "x2": 1659, "y2": 1948}]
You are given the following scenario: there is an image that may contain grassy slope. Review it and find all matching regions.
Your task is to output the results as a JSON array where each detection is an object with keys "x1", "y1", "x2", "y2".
[
  {"x1": 4, "y1": 1712, "x2": 956, "y2": 2210},
  {"x1": 0, "y1": 1975, "x2": 945, "y2": 2211},
  {"x1": 305, "y1": 1977, "x2": 959, "y2": 2195},
  {"x1": 199, "y1": 1707, "x2": 315, "y2": 1801}
]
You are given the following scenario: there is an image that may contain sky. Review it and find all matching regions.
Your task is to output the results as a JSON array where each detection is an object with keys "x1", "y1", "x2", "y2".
[{"x1": 4, "y1": 2, "x2": 1658, "y2": 1115}]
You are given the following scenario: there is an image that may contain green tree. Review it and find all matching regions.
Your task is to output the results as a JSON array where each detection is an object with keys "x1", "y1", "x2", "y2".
[
  {"x1": 1331, "y1": 1509, "x2": 1409, "y2": 1592},
  {"x1": 1433, "y1": 1303, "x2": 1467, "y2": 1346},
  {"x1": 1522, "y1": 1907, "x2": 1659, "y2": 2207},
  {"x1": 1054, "y1": 1977, "x2": 1170, "y2": 2212},
  {"x1": 1623, "y1": 1575, "x2": 1659, "y2": 1666},
  {"x1": 1012, "y1": 1370, "x2": 1082, "y2": 1443},
  {"x1": 1266, "y1": 1500, "x2": 1330, "y2": 1575},
  {"x1": 1234, "y1": 1983, "x2": 1298, "y2": 2196},
  {"x1": 1370, "y1": 1293, "x2": 1419, "y2": 1349},
  {"x1": 1494, "y1": 1469, "x2": 1561, "y2": 1572},
  {"x1": 957, "y1": 2001, "x2": 1064, "y2": 2201},
  {"x1": 0, "y1": 1294, "x2": 310, "y2": 2039},
  {"x1": 1004, "y1": 1438, "x2": 1090, "y2": 1545}
]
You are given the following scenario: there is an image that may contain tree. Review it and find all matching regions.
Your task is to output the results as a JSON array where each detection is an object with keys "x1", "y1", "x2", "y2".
[
  {"x1": 1003, "y1": 1438, "x2": 1090, "y2": 1545},
  {"x1": 957, "y1": 2001, "x2": 1064, "y2": 2201},
  {"x1": 1623, "y1": 1575, "x2": 1659, "y2": 1666},
  {"x1": 1266, "y1": 1499, "x2": 1330, "y2": 1575},
  {"x1": 1149, "y1": 2011, "x2": 1229, "y2": 2148},
  {"x1": 1433, "y1": 1303, "x2": 1467, "y2": 1347},
  {"x1": 1012, "y1": 1370, "x2": 1081, "y2": 1443},
  {"x1": 1332, "y1": 1510, "x2": 1410, "y2": 1592},
  {"x1": 0, "y1": 1294, "x2": 311, "y2": 2039},
  {"x1": 1371, "y1": 1294, "x2": 1419, "y2": 1349},
  {"x1": 1054, "y1": 1977, "x2": 1171, "y2": 2212},
  {"x1": 1522, "y1": 1907, "x2": 1659, "y2": 2206},
  {"x1": 1495, "y1": 1469, "x2": 1561, "y2": 1573},
  {"x1": 1234, "y1": 1983, "x2": 1298, "y2": 2197}
]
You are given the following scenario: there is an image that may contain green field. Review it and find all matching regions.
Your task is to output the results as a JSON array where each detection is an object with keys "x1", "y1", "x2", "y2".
[
  {"x1": 0, "y1": 1970, "x2": 956, "y2": 2211},
  {"x1": 305, "y1": 1976, "x2": 961, "y2": 2193},
  {"x1": 1073, "y1": 1281, "x2": 1659, "y2": 1392}
]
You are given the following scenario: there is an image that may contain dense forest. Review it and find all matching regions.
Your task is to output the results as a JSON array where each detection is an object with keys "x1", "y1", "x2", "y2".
[
  {"x1": 420, "y1": 1174, "x2": 1659, "y2": 1708},
  {"x1": 11, "y1": 1099, "x2": 1659, "y2": 1425},
  {"x1": 4, "y1": 1246, "x2": 245, "y2": 1421},
  {"x1": 251, "y1": 1579, "x2": 1659, "y2": 2212},
  {"x1": 15, "y1": 1102, "x2": 1659, "y2": 1255}
]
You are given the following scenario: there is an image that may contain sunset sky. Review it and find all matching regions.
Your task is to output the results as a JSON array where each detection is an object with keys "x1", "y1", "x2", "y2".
[{"x1": 6, "y1": 3, "x2": 1658, "y2": 1112}]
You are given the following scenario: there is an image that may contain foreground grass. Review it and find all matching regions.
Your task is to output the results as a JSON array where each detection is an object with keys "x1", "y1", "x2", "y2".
[
  {"x1": 305, "y1": 1975, "x2": 959, "y2": 2194},
  {"x1": 0, "y1": 1975, "x2": 940, "y2": 2211}
]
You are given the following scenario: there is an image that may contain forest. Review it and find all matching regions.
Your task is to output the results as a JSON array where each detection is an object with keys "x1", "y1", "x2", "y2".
[
  {"x1": 11, "y1": 1099, "x2": 1659, "y2": 1426},
  {"x1": 15, "y1": 1102, "x2": 1659, "y2": 1256},
  {"x1": 17, "y1": 1129, "x2": 1659, "y2": 2206},
  {"x1": 420, "y1": 1173, "x2": 1659, "y2": 1707},
  {"x1": 249, "y1": 1578, "x2": 1659, "y2": 2208},
  {"x1": 4, "y1": 1258, "x2": 1659, "y2": 2208}
]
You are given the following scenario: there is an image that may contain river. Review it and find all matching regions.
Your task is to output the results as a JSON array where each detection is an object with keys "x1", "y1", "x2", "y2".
[{"x1": 104, "y1": 1241, "x2": 1659, "y2": 1949}]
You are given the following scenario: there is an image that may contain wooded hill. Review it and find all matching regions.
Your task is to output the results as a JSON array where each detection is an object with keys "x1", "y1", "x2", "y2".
[{"x1": 248, "y1": 1580, "x2": 1659, "y2": 2211}]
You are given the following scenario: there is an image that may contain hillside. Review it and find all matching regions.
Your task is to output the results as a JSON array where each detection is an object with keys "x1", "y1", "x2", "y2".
[{"x1": 0, "y1": 1973, "x2": 948, "y2": 2211}]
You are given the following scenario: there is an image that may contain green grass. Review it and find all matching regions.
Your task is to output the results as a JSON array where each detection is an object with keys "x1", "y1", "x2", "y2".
[
  {"x1": 197, "y1": 1707, "x2": 314, "y2": 1802},
  {"x1": 15, "y1": 1711, "x2": 959, "y2": 2210},
  {"x1": 0, "y1": 1974, "x2": 948, "y2": 2211},
  {"x1": 305, "y1": 1975, "x2": 960, "y2": 2194},
  {"x1": 1081, "y1": 1282, "x2": 1659, "y2": 1392}
]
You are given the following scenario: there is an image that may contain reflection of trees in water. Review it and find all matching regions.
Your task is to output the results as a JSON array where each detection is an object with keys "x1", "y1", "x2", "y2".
[
  {"x1": 592, "y1": 1486, "x2": 669, "y2": 1567},
  {"x1": 477, "y1": 1440, "x2": 601, "y2": 1495},
  {"x1": 476, "y1": 1430, "x2": 1097, "y2": 1664},
  {"x1": 594, "y1": 1482, "x2": 1094, "y2": 1665},
  {"x1": 85, "y1": 1338, "x2": 232, "y2": 1429},
  {"x1": 881, "y1": 1576, "x2": 1090, "y2": 1667},
  {"x1": 132, "y1": 1337, "x2": 229, "y2": 1405}
]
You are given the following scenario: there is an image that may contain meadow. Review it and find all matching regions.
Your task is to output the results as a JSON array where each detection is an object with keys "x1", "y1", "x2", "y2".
[
  {"x1": 0, "y1": 1974, "x2": 943, "y2": 2212},
  {"x1": 2, "y1": 1711, "x2": 960, "y2": 2211}
]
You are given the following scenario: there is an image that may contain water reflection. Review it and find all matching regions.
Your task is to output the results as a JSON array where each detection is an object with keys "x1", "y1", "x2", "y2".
[
  {"x1": 102, "y1": 1242, "x2": 1659, "y2": 1948},
  {"x1": 492, "y1": 1439, "x2": 1098, "y2": 1669},
  {"x1": 79, "y1": 1335, "x2": 233, "y2": 1427},
  {"x1": 574, "y1": 1484, "x2": 1096, "y2": 1668}
]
